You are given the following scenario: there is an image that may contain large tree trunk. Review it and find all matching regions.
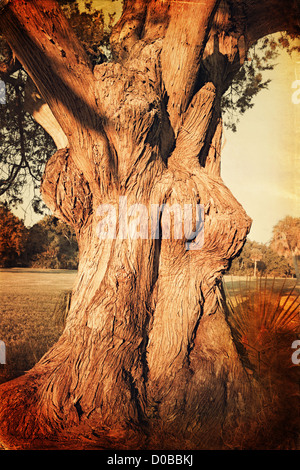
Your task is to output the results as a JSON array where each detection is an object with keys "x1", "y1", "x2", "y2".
[{"x1": 0, "y1": 0, "x2": 298, "y2": 450}]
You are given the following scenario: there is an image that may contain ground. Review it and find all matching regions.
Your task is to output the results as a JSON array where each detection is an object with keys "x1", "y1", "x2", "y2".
[
  {"x1": 0, "y1": 269, "x2": 299, "y2": 450},
  {"x1": 0, "y1": 268, "x2": 76, "y2": 384}
]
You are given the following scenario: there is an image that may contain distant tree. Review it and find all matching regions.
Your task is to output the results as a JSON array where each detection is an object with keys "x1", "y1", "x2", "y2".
[
  {"x1": 0, "y1": 203, "x2": 27, "y2": 267},
  {"x1": 261, "y1": 246, "x2": 292, "y2": 278},
  {"x1": 270, "y1": 216, "x2": 300, "y2": 282},
  {"x1": 229, "y1": 240, "x2": 262, "y2": 276},
  {"x1": 229, "y1": 239, "x2": 292, "y2": 278},
  {"x1": 250, "y1": 248, "x2": 263, "y2": 277},
  {"x1": 26, "y1": 215, "x2": 78, "y2": 269}
]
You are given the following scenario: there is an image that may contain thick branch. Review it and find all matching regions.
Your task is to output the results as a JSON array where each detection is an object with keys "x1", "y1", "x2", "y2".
[
  {"x1": 110, "y1": 0, "x2": 148, "y2": 61},
  {"x1": 160, "y1": 0, "x2": 220, "y2": 133},
  {"x1": 0, "y1": 1, "x2": 96, "y2": 136},
  {"x1": 0, "y1": 0, "x2": 113, "y2": 190},
  {"x1": 23, "y1": 78, "x2": 68, "y2": 150},
  {"x1": 237, "y1": 0, "x2": 300, "y2": 46},
  {"x1": 168, "y1": 82, "x2": 217, "y2": 172},
  {"x1": 205, "y1": 118, "x2": 222, "y2": 177}
]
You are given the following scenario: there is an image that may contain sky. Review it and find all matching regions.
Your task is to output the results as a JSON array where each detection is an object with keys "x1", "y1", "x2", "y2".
[
  {"x1": 221, "y1": 46, "x2": 300, "y2": 244},
  {"x1": 12, "y1": 3, "x2": 300, "y2": 245}
]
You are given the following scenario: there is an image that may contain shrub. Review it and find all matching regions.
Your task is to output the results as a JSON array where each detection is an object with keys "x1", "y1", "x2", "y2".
[{"x1": 224, "y1": 277, "x2": 300, "y2": 449}]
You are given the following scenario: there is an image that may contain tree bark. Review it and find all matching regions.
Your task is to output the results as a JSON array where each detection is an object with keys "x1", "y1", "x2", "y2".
[{"x1": 0, "y1": 0, "x2": 298, "y2": 450}]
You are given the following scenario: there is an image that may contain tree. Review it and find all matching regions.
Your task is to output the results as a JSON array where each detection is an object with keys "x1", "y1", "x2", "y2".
[
  {"x1": 0, "y1": 51, "x2": 56, "y2": 211},
  {"x1": 0, "y1": 3, "x2": 293, "y2": 212},
  {"x1": 259, "y1": 244, "x2": 292, "y2": 278},
  {"x1": 229, "y1": 239, "x2": 292, "y2": 277},
  {"x1": 0, "y1": 203, "x2": 27, "y2": 267},
  {"x1": 0, "y1": 12, "x2": 296, "y2": 222},
  {"x1": 0, "y1": 0, "x2": 299, "y2": 450},
  {"x1": 250, "y1": 248, "x2": 262, "y2": 277},
  {"x1": 222, "y1": 32, "x2": 300, "y2": 131},
  {"x1": 270, "y1": 216, "x2": 300, "y2": 283},
  {"x1": 26, "y1": 215, "x2": 78, "y2": 269}
]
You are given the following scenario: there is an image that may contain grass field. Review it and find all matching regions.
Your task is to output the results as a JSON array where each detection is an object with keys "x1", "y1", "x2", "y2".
[
  {"x1": 0, "y1": 268, "x2": 77, "y2": 384},
  {"x1": 0, "y1": 270, "x2": 299, "y2": 383},
  {"x1": 0, "y1": 269, "x2": 299, "y2": 449}
]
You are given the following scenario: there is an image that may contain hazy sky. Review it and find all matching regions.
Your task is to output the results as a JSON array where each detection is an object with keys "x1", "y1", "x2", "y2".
[
  {"x1": 13, "y1": 3, "x2": 300, "y2": 245},
  {"x1": 221, "y1": 46, "x2": 300, "y2": 243}
]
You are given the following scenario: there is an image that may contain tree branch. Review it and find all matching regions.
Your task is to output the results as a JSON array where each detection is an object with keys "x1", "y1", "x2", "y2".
[
  {"x1": 110, "y1": 0, "x2": 149, "y2": 61},
  {"x1": 168, "y1": 82, "x2": 217, "y2": 172},
  {"x1": 0, "y1": 1, "x2": 96, "y2": 135},
  {"x1": 0, "y1": 0, "x2": 113, "y2": 190},
  {"x1": 23, "y1": 78, "x2": 68, "y2": 150},
  {"x1": 237, "y1": 0, "x2": 300, "y2": 46},
  {"x1": 160, "y1": 0, "x2": 221, "y2": 133}
]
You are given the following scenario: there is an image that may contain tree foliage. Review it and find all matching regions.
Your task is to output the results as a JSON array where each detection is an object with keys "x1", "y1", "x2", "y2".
[
  {"x1": 0, "y1": 207, "x2": 78, "y2": 269},
  {"x1": 25, "y1": 215, "x2": 78, "y2": 270},
  {"x1": 0, "y1": 70, "x2": 55, "y2": 211},
  {"x1": 59, "y1": 0, "x2": 115, "y2": 65},
  {"x1": 230, "y1": 215, "x2": 300, "y2": 278},
  {"x1": 270, "y1": 216, "x2": 300, "y2": 281},
  {"x1": 229, "y1": 239, "x2": 293, "y2": 277},
  {"x1": 26, "y1": 215, "x2": 78, "y2": 269},
  {"x1": 222, "y1": 33, "x2": 300, "y2": 132},
  {"x1": 271, "y1": 216, "x2": 300, "y2": 256},
  {"x1": 0, "y1": 203, "x2": 27, "y2": 267}
]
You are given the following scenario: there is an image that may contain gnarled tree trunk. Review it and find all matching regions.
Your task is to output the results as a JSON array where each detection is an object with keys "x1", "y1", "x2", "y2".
[{"x1": 0, "y1": 0, "x2": 298, "y2": 450}]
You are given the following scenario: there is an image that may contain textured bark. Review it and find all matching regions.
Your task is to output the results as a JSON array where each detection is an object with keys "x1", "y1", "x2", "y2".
[
  {"x1": 0, "y1": 0, "x2": 298, "y2": 450},
  {"x1": 24, "y1": 77, "x2": 68, "y2": 150}
]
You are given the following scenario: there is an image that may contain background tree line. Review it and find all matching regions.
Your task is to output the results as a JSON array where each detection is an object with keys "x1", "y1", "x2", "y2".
[
  {"x1": 0, "y1": 204, "x2": 78, "y2": 269},
  {"x1": 229, "y1": 216, "x2": 300, "y2": 279},
  {"x1": 0, "y1": 202, "x2": 298, "y2": 279},
  {"x1": 229, "y1": 239, "x2": 293, "y2": 278}
]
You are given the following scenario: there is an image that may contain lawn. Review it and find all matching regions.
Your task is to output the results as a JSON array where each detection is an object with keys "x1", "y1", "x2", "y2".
[
  {"x1": 0, "y1": 270, "x2": 298, "y2": 385},
  {"x1": 0, "y1": 269, "x2": 299, "y2": 449},
  {"x1": 0, "y1": 268, "x2": 77, "y2": 384}
]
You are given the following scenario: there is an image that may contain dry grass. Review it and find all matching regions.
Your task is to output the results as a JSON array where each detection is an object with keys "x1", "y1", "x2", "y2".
[
  {"x1": 0, "y1": 271, "x2": 299, "y2": 449},
  {"x1": 0, "y1": 268, "x2": 76, "y2": 384}
]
